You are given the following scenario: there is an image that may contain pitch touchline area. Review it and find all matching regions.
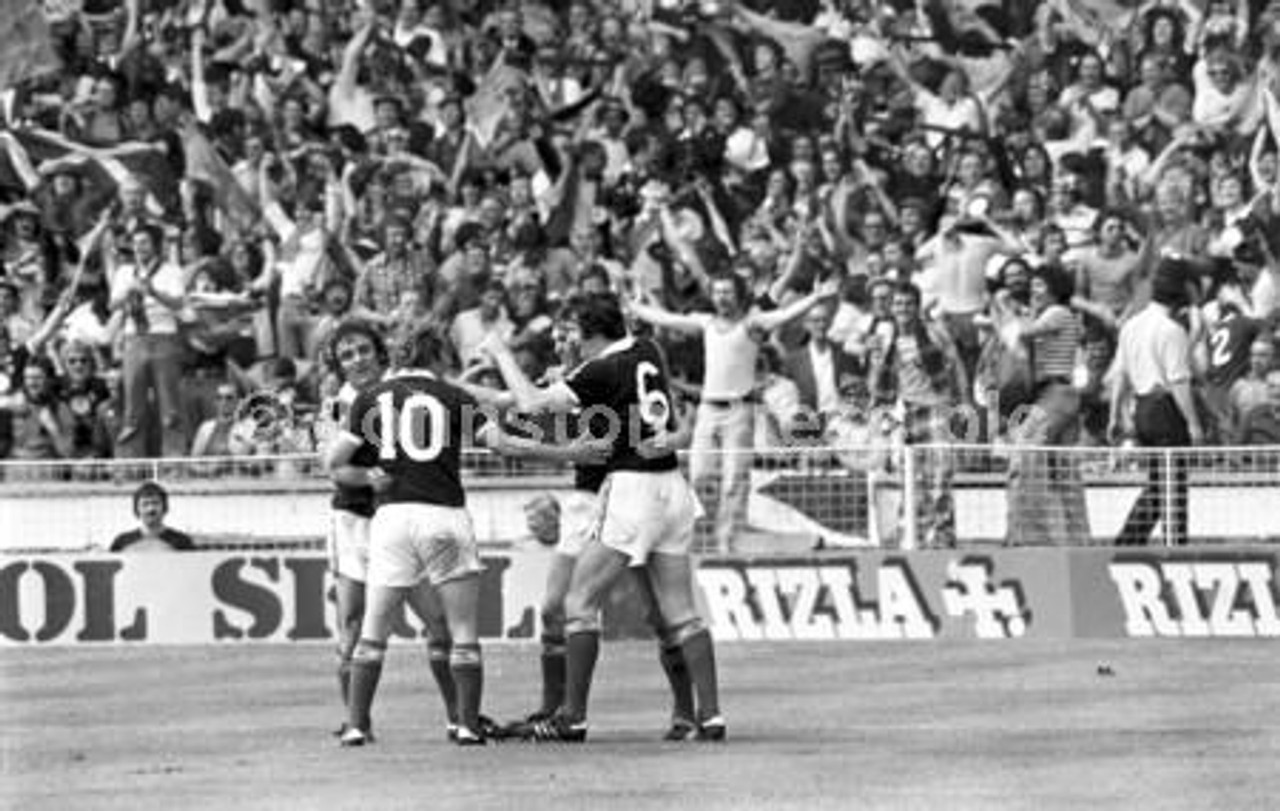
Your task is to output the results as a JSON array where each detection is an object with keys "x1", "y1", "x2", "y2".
[{"x1": 4, "y1": 640, "x2": 1280, "y2": 811}]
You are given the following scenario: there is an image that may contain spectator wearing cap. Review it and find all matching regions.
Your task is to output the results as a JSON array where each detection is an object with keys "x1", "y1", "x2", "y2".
[
  {"x1": 109, "y1": 482, "x2": 195, "y2": 552},
  {"x1": 107, "y1": 222, "x2": 188, "y2": 457},
  {"x1": 450, "y1": 278, "x2": 514, "y2": 370},
  {"x1": 1110, "y1": 259, "x2": 1204, "y2": 545}
]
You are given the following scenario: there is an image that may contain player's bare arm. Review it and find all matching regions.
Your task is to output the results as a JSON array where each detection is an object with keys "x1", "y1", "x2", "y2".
[
  {"x1": 481, "y1": 335, "x2": 580, "y2": 414},
  {"x1": 751, "y1": 277, "x2": 840, "y2": 333},
  {"x1": 451, "y1": 377, "x2": 518, "y2": 411},
  {"x1": 323, "y1": 433, "x2": 391, "y2": 492},
  {"x1": 477, "y1": 425, "x2": 612, "y2": 465}
]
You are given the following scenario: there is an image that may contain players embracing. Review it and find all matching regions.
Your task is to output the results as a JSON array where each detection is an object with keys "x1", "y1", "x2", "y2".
[
  {"x1": 324, "y1": 324, "x2": 495, "y2": 746},
  {"x1": 483, "y1": 293, "x2": 725, "y2": 743}
]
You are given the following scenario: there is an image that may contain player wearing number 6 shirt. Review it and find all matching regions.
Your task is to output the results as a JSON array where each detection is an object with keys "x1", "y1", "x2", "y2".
[
  {"x1": 483, "y1": 293, "x2": 725, "y2": 743},
  {"x1": 325, "y1": 326, "x2": 494, "y2": 747}
]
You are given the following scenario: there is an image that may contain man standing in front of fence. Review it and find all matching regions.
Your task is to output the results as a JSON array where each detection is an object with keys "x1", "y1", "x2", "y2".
[{"x1": 1109, "y1": 257, "x2": 1205, "y2": 545}]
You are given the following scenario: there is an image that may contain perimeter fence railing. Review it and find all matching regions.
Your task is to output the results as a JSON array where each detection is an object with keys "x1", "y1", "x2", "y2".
[{"x1": 1, "y1": 444, "x2": 1278, "y2": 554}]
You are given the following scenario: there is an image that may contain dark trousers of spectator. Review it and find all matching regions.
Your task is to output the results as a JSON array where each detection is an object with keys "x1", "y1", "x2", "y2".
[
  {"x1": 1117, "y1": 392, "x2": 1190, "y2": 546},
  {"x1": 117, "y1": 334, "x2": 188, "y2": 459}
]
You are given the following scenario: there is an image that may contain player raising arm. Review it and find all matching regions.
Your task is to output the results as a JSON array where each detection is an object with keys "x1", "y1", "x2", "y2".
[{"x1": 481, "y1": 293, "x2": 725, "y2": 743}]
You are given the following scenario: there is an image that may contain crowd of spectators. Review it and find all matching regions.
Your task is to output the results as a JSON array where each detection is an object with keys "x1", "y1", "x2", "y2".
[{"x1": 3, "y1": 0, "x2": 1280, "y2": 478}]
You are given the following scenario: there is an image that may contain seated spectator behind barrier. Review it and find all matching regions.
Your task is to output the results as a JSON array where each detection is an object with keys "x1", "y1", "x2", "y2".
[{"x1": 109, "y1": 482, "x2": 195, "y2": 552}]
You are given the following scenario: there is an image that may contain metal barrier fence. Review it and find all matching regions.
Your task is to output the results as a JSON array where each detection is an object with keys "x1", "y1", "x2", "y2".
[{"x1": 1, "y1": 445, "x2": 1278, "y2": 553}]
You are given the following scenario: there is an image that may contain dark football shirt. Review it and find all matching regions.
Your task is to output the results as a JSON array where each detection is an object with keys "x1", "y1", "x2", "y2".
[
  {"x1": 1205, "y1": 310, "x2": 1260, "y2": 390},
  {"x1": 109, "y1": 527, "x2": 195, "y2": 552},
  {"x1": 344, "y1": 371, "x2": 486, "y2": 508},
  {"x1": 329, "y1": 383, "x2": 378, "y2": 518},
  {"x1": 565, "y1": 337, "x2": 678, "y2": 474}
]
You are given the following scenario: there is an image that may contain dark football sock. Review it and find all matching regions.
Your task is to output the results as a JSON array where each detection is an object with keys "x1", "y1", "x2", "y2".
[
  {"x1": 450, "y1": 643, "x2": 484, "y2": 732},
  {"x1": 337, "y1": 657, "x2": 352, "y2": 709},
  {"x1": 660, "y1": 643, "x2": 696, "y2": 721},
  {"x1": 540, "y1": 633, "x2": 567, "y2": 714},
  {"x1": 347, "y1": 643, "x2": 386, "y2": 733},
  {"x1": 680, "y1": 629, "x2": 721, "y2": 720},
  {"x1": 427, "y1": 640, "x2": 458, "y2": 724},
  {"x1": 563, "y1": 630, "x2": 601, "y2": 722}
]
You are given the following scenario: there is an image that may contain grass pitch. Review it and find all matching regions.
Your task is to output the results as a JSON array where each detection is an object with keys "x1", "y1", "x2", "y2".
[{"x1": 4, "y1": 640, "x2": 1280, "y2": 811}]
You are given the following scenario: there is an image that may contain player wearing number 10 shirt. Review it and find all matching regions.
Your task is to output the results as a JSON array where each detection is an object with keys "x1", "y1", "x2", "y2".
[
  {"x1": 485, "y1": 293, "x2": 725, "y2": 743},
  {"x1": 325, "y1": 327, "x2": 491, "y2": 747}
]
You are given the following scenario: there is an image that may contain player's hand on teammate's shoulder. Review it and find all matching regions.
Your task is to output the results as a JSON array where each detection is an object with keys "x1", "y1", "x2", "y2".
[
  {"x1": 366, "y1": 467, "x2": 392, "y2": 494},
  {"x1": 635, "y1": 431, "x2": 672, "y2": 459},
  {"x1": 568, "y1": 436, "x2": 613, "y2": 464}
]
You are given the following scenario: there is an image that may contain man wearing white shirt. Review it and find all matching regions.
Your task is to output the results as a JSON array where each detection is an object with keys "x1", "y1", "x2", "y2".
[
  {"x1": 108, "y1": 224, "x2": 189, "y2": 458},
  {"x1": 1110, "y1": 259, "x2": 1204, "y2": 545}
]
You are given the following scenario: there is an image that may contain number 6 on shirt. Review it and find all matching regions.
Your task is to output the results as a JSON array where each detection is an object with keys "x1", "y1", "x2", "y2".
[{"x1": 635, "y1": 361, "x2": 671, "y2": 428}]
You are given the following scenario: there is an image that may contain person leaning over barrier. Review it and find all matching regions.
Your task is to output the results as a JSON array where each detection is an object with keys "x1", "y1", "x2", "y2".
[{"x1": 109, "y1": 482, "x2": 195, "y2": 553}]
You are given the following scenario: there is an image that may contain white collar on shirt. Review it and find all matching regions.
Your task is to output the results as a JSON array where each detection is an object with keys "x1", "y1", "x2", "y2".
[{"x1": 387, "y1": 368, "x2": 437, "y2": 380}]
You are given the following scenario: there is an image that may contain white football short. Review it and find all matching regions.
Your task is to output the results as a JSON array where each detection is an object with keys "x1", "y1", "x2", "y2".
[
  {"x1": 557, "y1": 489, "x2": 597, "y2": 559},
  {"x1": 328, "y1": 509, "x2": 371, "y2": 582},
  {"x1": 593, "y1": 469, "x2": 703, "y2": 566},
  {"x1": 368, "y1": 503, "x2": 484, "y2": 588}
]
